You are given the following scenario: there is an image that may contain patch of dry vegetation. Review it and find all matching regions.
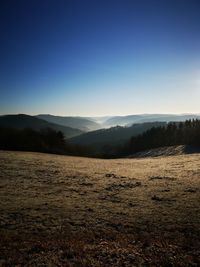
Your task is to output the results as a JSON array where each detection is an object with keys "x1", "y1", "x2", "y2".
[{"x1": 0, "y1": 151, "x2": 200, "y2": 266}]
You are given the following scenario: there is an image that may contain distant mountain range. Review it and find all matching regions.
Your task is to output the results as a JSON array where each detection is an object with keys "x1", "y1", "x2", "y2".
[
  {"x1": 101, "y1": 114, "x2": 200, "y2": 127},
  {"x1": 36, "y1": 113, "x2": 200, "y2": 130},
  {"x1": 0, "y1": 114, "x2": 83, "y2": 138},
  {"x1": 37, "y1": 114, "x2": 101, "y2": 132}
]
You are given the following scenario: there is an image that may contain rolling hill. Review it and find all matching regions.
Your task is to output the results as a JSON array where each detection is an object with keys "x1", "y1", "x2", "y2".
[
  {"x1": 69, "y1": 122, "x2": 166, "y2": 149},
  {"x1": 0, "y1": 114, "x2": 83, "y2": 138},
  {"x1": 36, "y1": 114, "x2": 101, "y2": 132}
]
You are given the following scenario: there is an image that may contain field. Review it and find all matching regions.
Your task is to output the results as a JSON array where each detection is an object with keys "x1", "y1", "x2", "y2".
[{"x1": 0, "y1": 151, "x2": 200, "y2": 266}]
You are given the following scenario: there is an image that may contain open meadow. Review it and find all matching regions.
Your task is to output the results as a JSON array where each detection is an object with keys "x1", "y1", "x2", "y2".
[{"x1": 0, "y1": 150, "x2": 200, "y2": 266}]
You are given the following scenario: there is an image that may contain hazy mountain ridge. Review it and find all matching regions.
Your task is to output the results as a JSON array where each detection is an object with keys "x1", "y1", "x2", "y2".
[
  {"x1": 37, "y1": 114, "x2": 101, "y2": 132},
  {"x1": 102, "y1": 114, "x2": 200, "y2": 127},
  {"x1": 35, "y1": 113, "x2": 200, "y2": 130},
  {"x1": 38, "y1": 114, "x2": 200, "y2": 129},
  {"x1": 0, "y1": 114, "x2": 83, "y2": 138}
]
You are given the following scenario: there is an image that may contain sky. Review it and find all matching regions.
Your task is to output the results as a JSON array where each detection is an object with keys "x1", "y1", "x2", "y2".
[{"x1": 0, "y1": 0, "x2": 200, "y2": 116}]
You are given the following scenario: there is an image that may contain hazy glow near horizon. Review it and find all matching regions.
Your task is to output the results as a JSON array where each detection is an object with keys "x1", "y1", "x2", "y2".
[{"x1": 0, "y1": 0, "x2": 200, "y2": 116}]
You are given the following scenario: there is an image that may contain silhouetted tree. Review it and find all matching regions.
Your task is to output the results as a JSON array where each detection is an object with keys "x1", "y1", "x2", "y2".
[{"x1": 119, "y1": 120, "x2": 200, "y2": 156}]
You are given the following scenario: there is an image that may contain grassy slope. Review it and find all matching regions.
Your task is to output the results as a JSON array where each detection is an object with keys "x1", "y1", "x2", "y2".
[{"x1": 0, "y1": 151, "x2": 200, "y2": 266}]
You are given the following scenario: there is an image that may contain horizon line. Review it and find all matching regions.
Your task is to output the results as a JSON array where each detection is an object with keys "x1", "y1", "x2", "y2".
[{"x1": 0, "y1": 112, "x2": 200, "y2": 118}]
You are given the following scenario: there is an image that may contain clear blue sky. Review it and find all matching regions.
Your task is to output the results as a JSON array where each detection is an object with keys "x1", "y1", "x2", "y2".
[{"x1": 0, "y1": 0, "x2": 200, "y2": 116}]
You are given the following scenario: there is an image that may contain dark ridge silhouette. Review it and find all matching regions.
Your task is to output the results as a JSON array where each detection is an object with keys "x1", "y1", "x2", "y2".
[
  {"x1": 37, "y1": 114, "x2": 101, "y2": 132},
  {"x1": 0, "y1": 114, "x2": 83, "y2": 138},
  {"x1": 69, "y1": 122, "x2": 166, "y2": 148},
  {"x1": 0, "y1": 127, "x2": 94, "y2": 156}
]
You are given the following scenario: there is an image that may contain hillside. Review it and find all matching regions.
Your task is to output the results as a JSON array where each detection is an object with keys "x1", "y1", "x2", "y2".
[
  {"x1": 128, "y1": 145, "x2": 200, "y2": 158},
  {"x1": 0, "y1": 151, "x2": 200, "y2": 266},
  {"x1": 37, "y1": 114, "x2": 101, "y2": 132},
  {"x1": 0, "y1": 114, "x2": 83, "y2": 138},
  {"x1": 69, "y1": 122, "x2": 166, "y2": 148}
]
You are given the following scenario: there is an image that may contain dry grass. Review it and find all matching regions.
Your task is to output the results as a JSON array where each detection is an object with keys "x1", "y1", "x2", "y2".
[{"x1": 0, "y1": 150, "x2": 200, "y2": 266}]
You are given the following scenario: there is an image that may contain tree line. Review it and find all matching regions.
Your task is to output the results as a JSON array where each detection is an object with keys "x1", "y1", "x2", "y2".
[
  {"x1": 120, "y1": 119, "x2": 200, "y2": 156},
  {"x1": 0, "y1": 127, "x2": 66, "y2": 154},
  {"x1": 0, "y1": 127, "x2": 93, "y2": 156},
  {"x1": 0, "y1": 119, "x2": 200, "y2": 158}
]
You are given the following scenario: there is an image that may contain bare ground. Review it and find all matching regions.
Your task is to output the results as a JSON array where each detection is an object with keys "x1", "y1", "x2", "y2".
[{"x1": 0, "y1": 150, "x2": 200, "y2": 266}]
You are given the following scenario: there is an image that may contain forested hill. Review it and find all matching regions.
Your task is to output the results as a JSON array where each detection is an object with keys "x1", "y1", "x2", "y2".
[
  {"x1": 69, "y1": 122, "x2": 166, "y2": 147},
  {"x1": 120, "y1": 119, "x2": 200, "y2": 157},
  {"x1": 0, "y1": 114, "x2": 83, "y2": 138}
]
